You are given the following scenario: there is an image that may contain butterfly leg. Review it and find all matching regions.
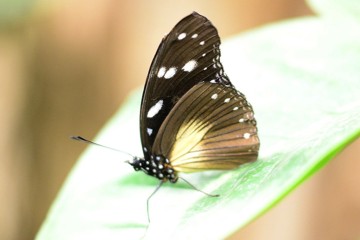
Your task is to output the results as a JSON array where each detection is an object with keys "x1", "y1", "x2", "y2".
[
  {"x1": 146, "y1": 180, "x2": 164, "y2": 223},
  {"x1": 179, "y1": 177, "x2": 219, "y2": 197}
]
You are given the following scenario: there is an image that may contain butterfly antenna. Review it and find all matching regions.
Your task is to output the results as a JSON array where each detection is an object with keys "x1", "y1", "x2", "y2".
[
  {"x1": 146, "y1": 181, "x2": 164, "y2": 223},
  {"x1": 179, "y1": 177, "x2": 219, "y2": 197},
  {"x1": 71, "y1": 136, "x2": 135, "y2": 159}
]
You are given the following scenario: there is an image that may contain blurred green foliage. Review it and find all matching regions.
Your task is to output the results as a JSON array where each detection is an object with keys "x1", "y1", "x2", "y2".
[{"x1": 0, "y1": 0, "x2": 37, "y2": 27}]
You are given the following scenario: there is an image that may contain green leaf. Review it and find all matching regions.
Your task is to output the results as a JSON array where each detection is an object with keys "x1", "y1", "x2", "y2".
[{"x1": 37, "y1": 12, "x2": 360, "y2": 240}]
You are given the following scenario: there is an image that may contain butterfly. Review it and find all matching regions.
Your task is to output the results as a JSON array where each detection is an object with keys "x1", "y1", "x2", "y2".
[
  {"x1": 72, "y1": 12, "x2": 259, "y2": 225},
  {"x1": 74, "y1": 11, "x2": 259, "y2": 201},
  {"x1": 129, "y1": 12, "x2": 260, "y2": 185}
]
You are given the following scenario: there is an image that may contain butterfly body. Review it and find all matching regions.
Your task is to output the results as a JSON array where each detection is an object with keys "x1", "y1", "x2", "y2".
[
  {"x1": 129, "y1": 12, "x2": 259, "y2": 183},
  {"x1": 131, "y1": 156, "x2": 178, "y2": 183}
]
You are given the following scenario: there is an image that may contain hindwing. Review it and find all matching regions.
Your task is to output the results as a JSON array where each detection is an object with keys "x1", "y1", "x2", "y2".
[{"x1": 152, "y1": 81, "x2": 259, "y2": 172}]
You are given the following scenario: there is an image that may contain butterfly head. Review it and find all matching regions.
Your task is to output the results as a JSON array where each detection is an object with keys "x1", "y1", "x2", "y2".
[{"x1": 128, "y1": 155, "x2": 178, "y2": 183}]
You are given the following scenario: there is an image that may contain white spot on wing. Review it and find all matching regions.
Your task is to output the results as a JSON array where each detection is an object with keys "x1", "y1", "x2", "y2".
[
  {"x1": 224, "y1": 98, "x2": 230, "y2": 103},
  {"x1": 211, "y1": 93, "x2": 218, "y2": 99},
  {"x1": 192, "y1": 33, "x2": 198, "y2": 38},
  {"x1": 147, "y1": 100, "x2": 163, "y2": 118},
  {"x1": 245, "y1": 112, "x2": 254, "y2": 119},
  {"x1": 239, "y1": 118, "x2": 245, "y2": 123},
  {"x1": 164, "y1": 67, "x2": 177, "y2": 79},
  {"x1": 200, "y1": 41, "x2": 205, "y2": 45},
  {"x1": 233, "y1": 107, "x2": 239, "y2": 111},
  {"x1": 147, "y1": 128, "x2": 153, "y2": 135},
  {"x1": 182, "y1": 60, "x2": 197, "y2": 72},
  {"x1": 157, "y1": 67, "x2": 166, "y2": 78},
  {"x1": 178, "y1": 32, "x2": 186, "y2": 40},
  {"x1": 244, "y1": 133, "x2": 251, "y2": 139}
]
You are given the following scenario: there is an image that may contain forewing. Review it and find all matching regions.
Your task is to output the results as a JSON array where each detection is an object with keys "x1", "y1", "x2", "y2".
[
  {"x1": 140, "y1": 12, "x2": 231, "y2": 159},
  {"x1": 152, "y1": 82, "x2": 259, "y2": 172}
]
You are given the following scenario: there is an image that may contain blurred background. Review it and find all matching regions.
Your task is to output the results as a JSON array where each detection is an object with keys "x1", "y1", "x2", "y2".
[{"x1": 1, "y1": 0, "x2": 359, "y2": 239}]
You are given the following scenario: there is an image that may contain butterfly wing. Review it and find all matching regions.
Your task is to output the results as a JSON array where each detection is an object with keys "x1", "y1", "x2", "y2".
[
  {"x1": 152, "y1": 82, "x2": 259, "y2": 172},
  {"x1": 140, "y1": 12, "x2": 231, "y2": 160}
]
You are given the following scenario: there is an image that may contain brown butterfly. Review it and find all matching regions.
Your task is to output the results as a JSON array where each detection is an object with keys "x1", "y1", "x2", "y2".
[
  {"x1": 73, "y1": 12, "x2": 259, "y2": 220},
  {"x1": 129, "y1": 12, "x2": 259, "y2": 185}
]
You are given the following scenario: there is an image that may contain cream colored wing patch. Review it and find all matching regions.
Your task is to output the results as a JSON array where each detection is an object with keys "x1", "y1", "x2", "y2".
[{"x1": 152, "y1": 81, "x2": 259, "y2": 173}]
